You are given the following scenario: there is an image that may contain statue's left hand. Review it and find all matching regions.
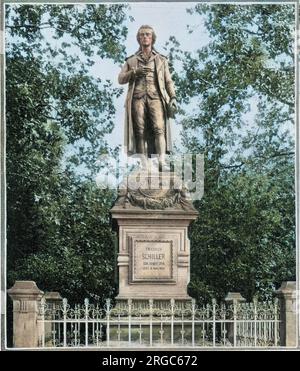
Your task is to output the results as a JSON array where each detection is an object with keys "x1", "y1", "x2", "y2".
[
  {"x1": 167, "y1": 97, "x2": 177, "y2": 118},
  {"x1": 170, "y1": 98, "x2": 177, "y2": 110}
]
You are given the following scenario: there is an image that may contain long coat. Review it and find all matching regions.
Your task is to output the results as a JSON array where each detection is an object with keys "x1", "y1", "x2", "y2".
[{"x1": 118, "y1": 51, "x2": 176, "y2": 156}]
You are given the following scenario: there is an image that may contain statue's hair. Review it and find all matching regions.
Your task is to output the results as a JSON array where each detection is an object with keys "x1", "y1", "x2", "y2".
[{"x1": 136, "y1": 25, "x2": 156, "y2": 46}]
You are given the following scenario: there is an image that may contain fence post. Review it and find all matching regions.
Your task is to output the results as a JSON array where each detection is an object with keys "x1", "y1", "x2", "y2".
[
  {"x1": 149, "y1": 299, "x2": 153, "y2": 347},
  {"x1": 105, "y1": 299, "x2": 111, "y2": 347},
  {"x1": 84, "y1": 298, "x2": 89, "y2": 347},
  {"x1": 212, "y1": 299, "x2": 216, "y2": 347},
  {"x1": 275, "y1": 281, "x2": 297, "y2": 347},
  {"x1": 44, "y1": 291, "x2": 63, "y2": 308},
  {"x1": 225, "y1": 292, "x2": 246, "y2": 346},
  {"x1": 8, "y1": 281, "x2": 44, "y2": 348}
]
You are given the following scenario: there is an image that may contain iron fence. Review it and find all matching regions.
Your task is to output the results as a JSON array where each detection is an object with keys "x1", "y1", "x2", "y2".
[{"x1": 38, "y1": 298, "x2": 280, "y2": 348}]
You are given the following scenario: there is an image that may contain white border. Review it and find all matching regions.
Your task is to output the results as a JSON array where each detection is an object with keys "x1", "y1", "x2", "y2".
[{"x1": 1, "y1": 0, "x2": 299, "y2": 351}]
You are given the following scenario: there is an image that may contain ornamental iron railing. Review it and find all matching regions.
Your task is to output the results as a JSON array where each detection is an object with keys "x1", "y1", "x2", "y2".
[{"x1": 37, "y1": 298, "x2": 280, "y2": 348}]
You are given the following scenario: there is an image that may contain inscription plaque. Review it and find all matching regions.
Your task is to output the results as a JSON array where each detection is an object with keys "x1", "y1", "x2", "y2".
[{"x1": 132, "y1": 240, "x2": 174, "y2": 282}]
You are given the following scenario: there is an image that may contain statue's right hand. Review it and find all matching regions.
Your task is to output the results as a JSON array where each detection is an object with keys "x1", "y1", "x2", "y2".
[{"x1": 135, "y1": 66, "x2": 151, "y2": 77}]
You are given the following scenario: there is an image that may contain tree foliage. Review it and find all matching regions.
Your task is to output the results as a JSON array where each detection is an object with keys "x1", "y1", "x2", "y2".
[
  {"x1": 6, "y1": 4, "x2": 130, "y2": 301},
  {"x1": 166, "y1": 4, "x2": 295, "y2": 301}
]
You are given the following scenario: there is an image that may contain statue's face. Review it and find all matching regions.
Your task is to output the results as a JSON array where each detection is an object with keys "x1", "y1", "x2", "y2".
[{"x1": 138, "y1": 28, "x2": 153, "y2": 47}]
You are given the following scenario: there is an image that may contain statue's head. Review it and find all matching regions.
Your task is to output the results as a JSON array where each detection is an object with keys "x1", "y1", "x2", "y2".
[{"x1": 136, "y1": 25, "x2": 156, "y2": 48}]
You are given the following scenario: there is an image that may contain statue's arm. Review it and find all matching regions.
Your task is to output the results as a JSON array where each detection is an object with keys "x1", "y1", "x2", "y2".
[
  {"x1": 164, "y1": 60, "x2": 176, "y2": 99},
  {"x1": 118, "y1": 61, "x2": 135, "y2": 85}
]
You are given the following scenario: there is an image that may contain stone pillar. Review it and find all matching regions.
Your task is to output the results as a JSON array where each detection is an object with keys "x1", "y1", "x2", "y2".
[
  {"x1": 225, "y1": 292, "x2": 246, "y2": 346},
  {"x1": 8, "y1": 281, "x2": 44, "y2": 348},
  {"x1": 275, "y1": 281, "x2": 297, "y2": 347}
]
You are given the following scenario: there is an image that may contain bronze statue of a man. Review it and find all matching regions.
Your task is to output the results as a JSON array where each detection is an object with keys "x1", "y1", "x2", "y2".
[{"x1": 118, "y1": 25, "x2": 177, "y2": 166}]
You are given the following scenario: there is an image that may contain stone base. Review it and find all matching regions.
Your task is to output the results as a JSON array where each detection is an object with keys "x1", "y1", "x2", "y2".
[
  {"x1": 111, "y1": 170, "x2": 198, "y2": 306},
  {"x1": 114, "y1": 169, "x2": 196, "y2": 212}
]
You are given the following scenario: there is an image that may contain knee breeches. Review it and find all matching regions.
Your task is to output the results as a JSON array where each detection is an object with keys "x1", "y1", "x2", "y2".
[{"x1": 132, "y1": 96, "x2": 165, "y2": 138}]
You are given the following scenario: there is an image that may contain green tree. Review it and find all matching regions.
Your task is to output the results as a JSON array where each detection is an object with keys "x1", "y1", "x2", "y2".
[
  {"x1": 9, "y1": 176, "x2": 118, "y2": 303},
  {"x1": 166, "y1": 4, "x2": 295, "y2": 301},
  {"x1": 6, "y1": 4, "x2": 130, "y2": 301}
]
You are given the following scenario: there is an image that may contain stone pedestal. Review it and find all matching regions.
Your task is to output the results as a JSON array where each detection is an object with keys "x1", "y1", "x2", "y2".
[
  {"x1": 8, "y1": 281, "x2": 44, "y2": 348},
  {"x1": 111, "y1": 170, "x2": 198, "y2": 305},
  {"x1": 275, "y1": 281, "x2": 297, "y2": 347}
]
